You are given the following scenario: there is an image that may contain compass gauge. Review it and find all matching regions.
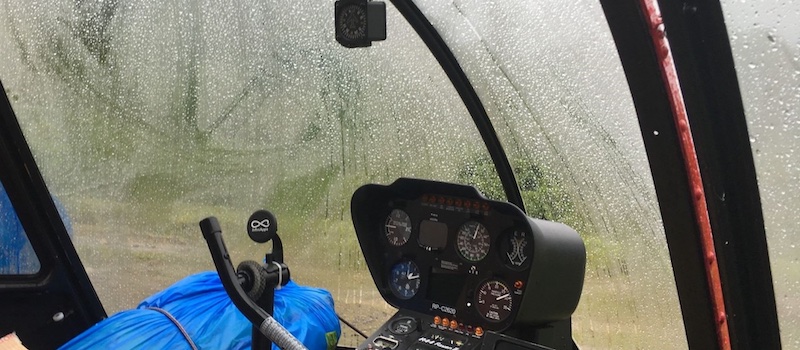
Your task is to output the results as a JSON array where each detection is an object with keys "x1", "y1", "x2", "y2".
[{"x1": 337, "y1": 4, "x2": 367, "y2": 41}]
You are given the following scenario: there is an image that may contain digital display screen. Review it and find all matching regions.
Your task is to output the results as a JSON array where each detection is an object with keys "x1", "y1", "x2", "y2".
[
  {"x1": 418, "y1": 220, "x2": 447, "y2": 249},
  {"x1": 426, "y1": 269, "x2": 467, "y2": 306}
]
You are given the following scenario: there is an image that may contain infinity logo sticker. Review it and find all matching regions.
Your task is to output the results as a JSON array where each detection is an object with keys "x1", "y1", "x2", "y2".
[{"x1": 250, "y1": 219, "x2": 271, "y2": 232}]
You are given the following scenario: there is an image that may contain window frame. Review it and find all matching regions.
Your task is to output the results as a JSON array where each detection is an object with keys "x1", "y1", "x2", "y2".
[
  {"x1": 600, "y1": 0, "x2": 781, "y2": 348},
  {"x1": 0, "y1": 80, "x2": 106, "y2": 348}
]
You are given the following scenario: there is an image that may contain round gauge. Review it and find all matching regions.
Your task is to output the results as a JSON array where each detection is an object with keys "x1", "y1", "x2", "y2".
[
  {"x1": 389, "y1": 260, "x2": 421, "y2": 300},
  {"x1": 499, "y1": 230, "x2": 534, "y2": 270},
  {"x1": 337, "y1": 4, "x2": 367, "y2": 41},
  {"x1": 476, "y1": 279, "x2": 514, "y2": 323},
  {"x1": 456, "y1": 221, "x2": 491, "y2": 262},
  {"x1": 385, "y1": 209, "x2": 412, "y2": 246}
]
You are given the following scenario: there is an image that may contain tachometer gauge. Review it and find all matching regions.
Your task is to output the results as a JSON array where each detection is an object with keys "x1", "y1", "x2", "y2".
[
  {"x1": 457, "y1": 221, "x2": 491, "y2": 262},
  {"x1": 385, "y1": 209, "x2": 412, "y2": 246},
  {"x1": 389, "y1": 260, "x2": 421, "y2": 300},
  {"x1": 476, "y1": 279, "x2": 513, "y2": 323}
]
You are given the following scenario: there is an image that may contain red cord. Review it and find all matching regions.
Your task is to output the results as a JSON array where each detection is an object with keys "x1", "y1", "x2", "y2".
[{"x1": 639, "y1": 0, "x2": 731, "y2": 348}]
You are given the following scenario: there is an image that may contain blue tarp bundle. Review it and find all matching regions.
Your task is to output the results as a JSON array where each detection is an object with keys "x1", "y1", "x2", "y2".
[
  {"x1": 60, "y1": 272, "x2": 341, "y2": 350},
  {"x1": 2, "y1": 184, "x2": 340, "y2": 348}
]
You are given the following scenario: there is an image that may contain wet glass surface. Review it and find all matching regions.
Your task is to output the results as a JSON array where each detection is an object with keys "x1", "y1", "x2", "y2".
[
  {"x1": 0, "y1": 0, "x2": 695, "y2": 348},
  {"x1": 720, "y1": 0, "x2": 800, "y2": 346},
  {"x1": 0, "y1": 0, "x2": 485, "y2": 345},
  {"x1": 414, "y1": 0, "x2": 686, "y2": 348}
]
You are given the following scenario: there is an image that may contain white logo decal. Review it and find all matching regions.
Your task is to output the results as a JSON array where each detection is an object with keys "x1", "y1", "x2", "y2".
[{"x1": 250, "y1": 219, "x2": 271, "y2": 232}]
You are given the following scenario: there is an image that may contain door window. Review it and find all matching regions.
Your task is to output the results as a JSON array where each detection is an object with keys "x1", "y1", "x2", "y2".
[
  {"x1": 0, "y1": 181, "x2": 40, "y2": 275},
  {"x1": 720, "y1": 0, "x2": 800, "y2": 346}
]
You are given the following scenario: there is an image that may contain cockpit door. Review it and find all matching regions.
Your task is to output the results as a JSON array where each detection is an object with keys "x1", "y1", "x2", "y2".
[{"x1": 0, "y1": 81, "x2": 105, "y2": 349}]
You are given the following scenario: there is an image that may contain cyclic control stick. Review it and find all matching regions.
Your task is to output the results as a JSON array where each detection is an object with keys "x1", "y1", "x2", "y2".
[{"x1": 200, "y1": 216, "x2": 306, "y2": 350}]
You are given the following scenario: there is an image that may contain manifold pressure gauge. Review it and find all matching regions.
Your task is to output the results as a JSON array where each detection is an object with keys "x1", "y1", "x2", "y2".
[{"x1": 476, "y1": 279, "x2": 513, "y2": 323}]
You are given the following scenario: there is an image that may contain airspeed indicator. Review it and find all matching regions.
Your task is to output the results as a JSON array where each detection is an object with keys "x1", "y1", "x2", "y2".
[{"x1": 385, "y1": 209, "x2": 412, "y2": 246}]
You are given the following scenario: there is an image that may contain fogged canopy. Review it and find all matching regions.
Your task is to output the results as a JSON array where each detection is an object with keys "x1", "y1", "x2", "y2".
[
  {"x1": 1, "y1": 0, "x2": 686, "y2": 348},
  {"x1": 413, "y1": 0, "x2": 685, "y2": 348}
]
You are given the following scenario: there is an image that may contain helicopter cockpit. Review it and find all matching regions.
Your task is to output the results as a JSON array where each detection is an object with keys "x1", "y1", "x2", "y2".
[{"x1": 0, "y1": 0, "x2": 795, "y2": 349}]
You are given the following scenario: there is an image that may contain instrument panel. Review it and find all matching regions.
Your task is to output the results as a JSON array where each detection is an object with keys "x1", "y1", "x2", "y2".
[
  {"x1": 376, "y1": 193, "x2": 535, "y2": 331},
  {"x1": 351, "y1": 178, "x2": 586, "y2": 347}
]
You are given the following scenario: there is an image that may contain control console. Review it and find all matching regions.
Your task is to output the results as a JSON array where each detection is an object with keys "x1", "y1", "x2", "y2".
[{"x1": 351, "y1": 178, "x2": 586, "y2": 350}]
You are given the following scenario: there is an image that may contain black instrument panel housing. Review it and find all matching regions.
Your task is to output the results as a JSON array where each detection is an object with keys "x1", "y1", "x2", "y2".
[{"x1": 351, "y1": 178, "x2": 586, "y2": 333}]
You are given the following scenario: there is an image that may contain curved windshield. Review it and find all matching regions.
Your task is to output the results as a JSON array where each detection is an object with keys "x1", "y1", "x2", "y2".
[
  {"x1": 1, "y1": 0, "x2": 693, "y2": 348},
  {"x1": 414, "y1": 0, "x2": 686, "y2": 348},
  {"x1": 720, "y1": 0, "x2": 800, "y2": 346},
  {"x1": 0, "y1": 1, "x2": 488, "y2": 346}
]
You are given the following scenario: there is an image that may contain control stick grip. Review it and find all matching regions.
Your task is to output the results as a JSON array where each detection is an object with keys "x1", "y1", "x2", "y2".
[{"x1": 200, "y1": 216, "x2": 307, "y2": 350}]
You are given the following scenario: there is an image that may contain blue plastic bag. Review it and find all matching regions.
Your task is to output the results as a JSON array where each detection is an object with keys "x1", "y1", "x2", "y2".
[{"x1": 60, "y1": 272, "x2": 340, "y2": 350}]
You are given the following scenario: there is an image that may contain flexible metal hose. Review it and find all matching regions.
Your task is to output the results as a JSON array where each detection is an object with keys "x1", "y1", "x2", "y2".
[{"x1": 259, "y1": 316, "x2": 307, "y2": 350}]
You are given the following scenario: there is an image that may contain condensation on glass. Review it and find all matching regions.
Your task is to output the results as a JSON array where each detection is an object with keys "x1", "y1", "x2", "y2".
[
  {"x1": 0, "y1": 0, "x2": 485, "y2": 346},
  {"x1": 414, "y1": 0, "x2": 686, "y2": 348},
  {"x1": 720, "y1": 0, "x2": 800, "y2": 347}
]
